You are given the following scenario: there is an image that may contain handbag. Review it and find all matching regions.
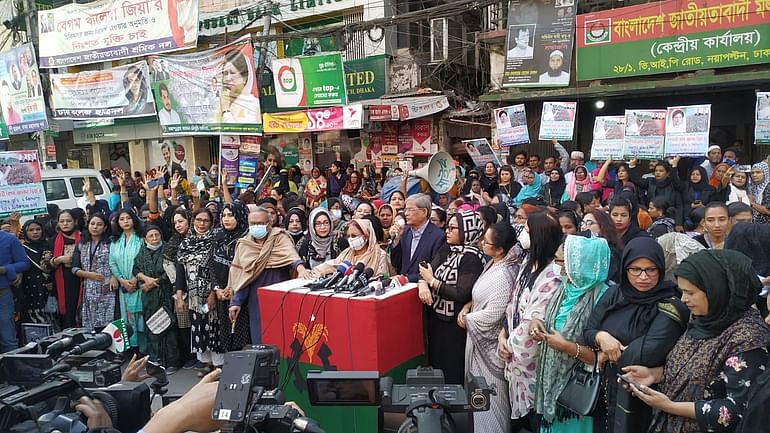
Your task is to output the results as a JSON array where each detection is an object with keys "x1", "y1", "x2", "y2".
[
  {"x1": 556, "y1": 353, "x2": 601, "y2": 416},
  {"x1": 146, "y1": 306, "x2": 176, "y2": 335}
]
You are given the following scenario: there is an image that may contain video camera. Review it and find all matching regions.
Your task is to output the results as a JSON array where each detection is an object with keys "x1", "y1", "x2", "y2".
[
  {"x1": 307, "y1": 366, "x2": 496, "y2": 433},
  {"x1": 212, "y1": 345, "x2": 325, "y2": 433},
  {"x1": 0, "y1": 324, "x2": 152, "y2": 433}
]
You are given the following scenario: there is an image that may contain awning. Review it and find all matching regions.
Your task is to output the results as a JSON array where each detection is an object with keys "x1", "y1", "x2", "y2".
[{"x1": 358, "y1": 95, "x2": 451, "y2": 121}]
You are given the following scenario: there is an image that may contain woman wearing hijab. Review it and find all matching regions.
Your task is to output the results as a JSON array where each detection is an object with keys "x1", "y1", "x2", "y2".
[
  {"x1": 305, "y1": 167, "x2": 327, "y2": 208},
  {"x1": 715, "y1": 165, "x2": 751, "y2": 205},
  {"x1": 541, "y1": 167, "x2": 567, "y2": 211},
  {"x1": 71, "y1": 214, "x2": 113, "y2": 332},
  {"x1": 166, "y1": 208, "x2": 195, "y2": 368},
  {"x1": 681, "y1": 166, "x2": 715, "y2": 219},
  {"x1": 18, "y1": 220, "x2": 56, "y2": 328},
  {"x1": 583, "y1": 237, "x2": 689, "y2": 433},
  {"x1": 530, "y1": 235, "x2": 609, "y2": 433},
  {"x1": 311, "y1": 218, "x2": 391, "y2": 277},
  {"x1": 749, "y1": 161, "x2": 770, "y2": 224},
  {"x1": 272, "y1": 168, "x2": 298, "y2": 195},
  {"x1": 50, "y1": 210, "x2": 82, "y2": 328},
  {"x1": 415, "y1": 211, "x2": 484, "y2": 385},
  {"x1": 566, "y1": 166, "x2": 595, "y2": 201},
  {"x1": 297, "y1": 208, "x2": 345, "y2": 269},
  {"x1": 513, "y1": 168, "x2": 543, "y2": 207},
  {"x1": 725, "y1": 222, "x2": 770, "y2": 319},
  {"x1": 284, "y1": 207, "x2": 308, "y2": 247},
  {"x1": 109, "y1": 209, "x2": 145, "y2": 352},
  {"x1": 623, "y1": 249, "x2": 770, "y2": 433},
  {"x1": 708, "y1": 162, "x2": 730, "y2": 189}
]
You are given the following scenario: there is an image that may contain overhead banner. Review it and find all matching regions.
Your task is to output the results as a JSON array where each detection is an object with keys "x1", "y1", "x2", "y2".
[
  {"x1": 590, "y1": 116, "x2": 625, "y2": 160},
  {"x1": 272, "y1": 53, "x2": 347, "y2": 108},
  {"x1": 756, "y1": 92, "x2": 770, "y2": 144},
  {"x1": 0, "y1": 150, "x2": 47, "y2": 218},
  {"x1": 150, "y1": 36, "x2": 262, "y2": 135},
  {"x1": 464, "y1": 138, "x2": 502, "y2": 167},
  {"x1": 623, "y1": 109, "x2": 666, "y2": 159},
  {"x1": 576, "y1": 0, "x2": 770, "y2": 81},
  {"x1": 664, "y1": 104, "x2": 711, "y2": 156},
  {"x1": 504, "y1": 0, "x2": 576, "y2": 87},
  {"x1": 494, "y1": 104, "x2": 530, "y2": 147},
  {"x1": 262, "y1": 104, "x2": 362, "y2": 133},
  {"x1": 50, "y1": 61, "x2": 156, "y2": 119},
  {"x1": 0, "y1": 44, "x2": 48, "y2": 135},
  {"x1": 37, "y1": 0, "x2": 199, "y2": 68},
  {"x1": 538, "y1": 101, "x2": 577, "y2": 140}
]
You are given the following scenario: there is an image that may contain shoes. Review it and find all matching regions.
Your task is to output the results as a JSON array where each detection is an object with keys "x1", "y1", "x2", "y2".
[
  {"x1": 166, "y1": 366, "x2": 179, "y2": 376},
  {"x1": 192, "y1": 361, "x2": 208, "y2": 370},
  {"x1": 182, "y1": 359, "x2": 198, "y2": 369}
]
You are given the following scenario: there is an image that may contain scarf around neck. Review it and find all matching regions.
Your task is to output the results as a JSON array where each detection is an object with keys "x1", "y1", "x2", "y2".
[
  {"x1": 435, "y1": 211, "x2": 483, "y2": 287},
  {"x1": 307, "y1": 207, "x2": 334, "y2": 266},
  {"x1": 749, "y1": 161, "x2": 769, "y2": 203},
  {"x1": 228, "y1": 227, "x2": 299, "y2": 292}
]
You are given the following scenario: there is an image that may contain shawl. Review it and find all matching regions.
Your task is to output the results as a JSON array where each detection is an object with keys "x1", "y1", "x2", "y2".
[
  {"x1": 53, "y1": 230, "x2": 81, "y2": 315},
  {"x1": 708, "y1": 163, "x2": 729, "y2": 188},
  {"x1": 109, "y1": 232, "x2": 144, "y2": 313},
  {"x1": 212, "y1": 203, "x2": 249, "y2": 286},
  {"x1": 513, "y1": 169, "x2": 543, "y2": 206},
  {"x1": 749, "y1": 161, "x2": 769, "y2": 203},
  {"x1": 657, "y1": 232, "x2": 705, "y2": 281},
  {"x1": 320, "y1": 219, "x2": 387, "y2": 276},
  {"x1": 341, "y1": 176, "x2": 361, "y2": 195},
  {"x1": 434, "y1": 211, "x2": 484, "y2": 286},
  {"x1": 134, "y1": 243, "x2": 165, "y2": 279},
  {"x1": 535, "y1": 235, "x2": 611, "y2": 425},
  {"x1": 21, "y1": 220, "x2": 49, "y2": 258},
  {"x1": 228, "y1": 227, "x2": 300, "y2": 292},
  {"x1": 176, "y1": 228, "x2": 215, "y2": 309},
  {"x1": 675, "y1": 249, "x2": 761, "y2": 339},
  {"x1": 306, "y1": 208, "x2": 334, "y2": 267},
  {"x1": 567, "y1": 166, "x2": 593, "y2": 200}
]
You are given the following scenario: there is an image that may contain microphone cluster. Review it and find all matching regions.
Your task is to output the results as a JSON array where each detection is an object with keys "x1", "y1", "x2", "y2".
[{"x1": 304, "y1": 261, "x2": 406, "y2": 297}]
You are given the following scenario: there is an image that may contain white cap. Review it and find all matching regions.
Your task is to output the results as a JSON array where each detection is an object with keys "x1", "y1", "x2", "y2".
[{"x1": 550, "y1": 50, "x2": 564, "y2": 59}]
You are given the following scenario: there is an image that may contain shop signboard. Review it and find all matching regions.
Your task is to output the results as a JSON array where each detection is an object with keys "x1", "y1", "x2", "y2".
[
  {"x1": 272, "y1": 53, "x2": 347, "y2": 108},
  {"x1": 576, "y1": 0, "x2": 770, "y2": 81},
  {"x1": 0, "y1": 150, "x2": 47, "y2": 218},
  {"x1": 622, "y1": 109, "x2": 666, "y2": 159},
  {"x1": 590, "y1": 116, "x2": 625, "y2": 160},
  {"x1": 756, "y1": 92, "x2": 770, "y2": 144},
  {"x1": 51, "y1": 60, "x2": 156, "y2": 119},
  {"x1": 503, "y1": 0, "x2": 576, "y2": 87},
  {"x1": 494, "y1": 104, "x2": 529, "y2": 147},
  {"x1": 0, "y1": 44, "x2": 48, "y2": 135},
  {"x1": 344, "y1": 55, "x2": 387, "y2": 102},
  {"x1": 664, "y1": 104, "x2": 711, "y2": 156},
  {"x1": 369, "y1": 105, "x2": 399, "y2": 121},
  {"x1": 538, "y1": 101, "x2": 576, "y2": 141},
  {"x1": 262, "y1": 104, "x2": 362, "y2": 133},
  {"x1": 37, "y1": 0, "x2": 199, "y2": 67},
  {"x1": 464, "y1": 138, "x2": 501, "y2": 167},
  {"x1": 150, "y1": 36, "x2": 262, "y2": 135}
]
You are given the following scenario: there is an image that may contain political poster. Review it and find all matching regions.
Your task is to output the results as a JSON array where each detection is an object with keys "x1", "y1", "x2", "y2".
[
  {"x1": 148, "y1": 137, "x2": 191, "y2": 173},
  {"x1": 0, "y1": 44, "x2": 48, "y2": 135},
  {"x1": 299, "y1": 134, "x2": 314, "y2": 175},
  {"x1": 150, "y1": 36, "x2": 262, "y2": 135},
  {"x1": 664, "y1": 104, "x2": 711, "y2": 156},
  {"x1": 37, "y1": 0, "x2": 199, "y2": 68},
  {"x1": 590, "y1": 116, "x2": 625, "y2": 160},
  {"x1": 622, "y1": 109, "x2": 666, "y2": 159},
  {"x1": 503, "y1": 0, "x2": 575, "y2": 87},
  {"x1": 272, "y1": 53, "x2": 347, "y2": 108},
  {"x1": 50, "y1": 61, "x2": 156, "y2": 119},
  {"x1": 464, "y1": 138, "x2": 501, "y2": 167},
  {"x1": 0, "y1": 150, "x2": 47, "y2": 218},
  {"x1": 756, "y1": 92, "x2": 770, "y2": 145},
  {"x1": 494, "y1": 104, "x2": 530, "y2": 147},
  {"x1": 538, "y1": 101, "x2": 576, "y2": 140}
]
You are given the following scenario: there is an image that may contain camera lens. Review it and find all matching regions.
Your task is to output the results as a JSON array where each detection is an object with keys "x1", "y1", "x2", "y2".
[{"x1": 470, "y1": 391, "x2": 487, "y2": 410}]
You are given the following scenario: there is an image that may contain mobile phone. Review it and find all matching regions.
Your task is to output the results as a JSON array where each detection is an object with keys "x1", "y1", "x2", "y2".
[
  {"x1": 146, "y1": 360, "x2": 168, "y2": 382},
  {"x1": 616, "y1": 373, "x2": 642, "y2": 390}
]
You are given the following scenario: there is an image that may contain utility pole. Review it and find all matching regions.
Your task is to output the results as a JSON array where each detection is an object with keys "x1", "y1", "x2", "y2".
[
  {"x1": 22, "y1": 0, "x2": 47, "y2": 169},
  {"x1": 255, "y1": 1, "x2": 272, "y2": 90}
]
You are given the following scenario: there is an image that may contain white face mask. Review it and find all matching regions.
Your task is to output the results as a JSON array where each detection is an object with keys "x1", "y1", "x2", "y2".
[
  {"x1": 518, "y1": 229, "x2": 531, "y2": 250},
  {"x1": 331, "y1": 209, "x2": 342, "y2": 220},
  {"x1": 348, "y1": 235, "x2": 366, "y2": 251},
  {"x1": 552, "y1": 263, "x2": 563, "y2": 277}
]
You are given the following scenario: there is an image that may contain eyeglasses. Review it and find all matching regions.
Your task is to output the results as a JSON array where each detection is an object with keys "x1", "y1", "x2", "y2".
[
  {"x1": 626, "y1": 267, "x2": 659, "y2": 277},
  {"x1": 446, "y1": 226, "x2": 460, "y2": 232},
  {"x1": 582, "y1": 220, "x2": 596, "y2": 227},
  {"x1": 314, "y1": 221, "x2": 331, "y2": 227}
]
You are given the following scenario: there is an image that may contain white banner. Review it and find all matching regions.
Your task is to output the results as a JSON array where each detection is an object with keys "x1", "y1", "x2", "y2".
[
  {"x1": 664, "y1": 105, "x2": 711, "y2": 156},
  {"x1": 538, "y1": 101, "x2": 576, "y2": 141},
  {"x1": 590, "y1": 116, "x2": 625, "y2": 160}
]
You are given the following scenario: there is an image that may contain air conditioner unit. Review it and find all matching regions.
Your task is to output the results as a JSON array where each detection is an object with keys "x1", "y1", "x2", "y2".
[{"x1": 430, "y1": 17, "x2": 465, "y2": 64}]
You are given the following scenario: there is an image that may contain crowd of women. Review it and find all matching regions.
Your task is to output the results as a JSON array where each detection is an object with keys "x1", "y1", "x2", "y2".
[{"x1": 6, "y1": 144, "x2": 770, "y2": 433}]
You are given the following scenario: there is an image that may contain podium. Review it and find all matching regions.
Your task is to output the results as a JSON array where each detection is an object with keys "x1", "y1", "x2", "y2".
[{"x1": 258, "y1": 279, "x2": 425, "y2": 433}]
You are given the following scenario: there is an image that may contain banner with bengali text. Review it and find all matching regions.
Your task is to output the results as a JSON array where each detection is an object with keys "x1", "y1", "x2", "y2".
[
  {"x1": 756, "y1": 92, "x2": 770, "y2": 144},
  {"x1": 494, "y1": 104, "x2": 530, "y2": 147},
  {"x1": 590, "y1": 116, "x2": 625, "y2": 160},
  {"x1": 51, "y1": 61, "x2": 156, "y2": 119},
  {"x1": 464, "y1": 138, "x2": 501, "y2": 167},
  {"x1": 623, "y1": 109, "x2": 667, "y2": 159},
  {"x1": 538, "y1": 101, "x2": 576, "y2": 140},
  {"x1": 664, "y1": 104, "x2": 711, "y2": 156},
  {"x1": 576, "y1": 0, "x2": 770, "y2": 80},
  {"x1": 0, "y1": 150, "x2": 47, "y2": 218},
  {"x1": 262, "y1": 104, "x2": 362, "y2": 133},
  {"x1": 272, "y1": 53, "x2": 347, "y2": 108},
  {"x1": 38, "y1": 0, "x2": 198, "y2": 68}
]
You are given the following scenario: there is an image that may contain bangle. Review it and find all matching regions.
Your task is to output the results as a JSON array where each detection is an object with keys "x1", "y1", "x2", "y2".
[{"x1": 574, "y1": 342, "x2": 581, "y2": 359}]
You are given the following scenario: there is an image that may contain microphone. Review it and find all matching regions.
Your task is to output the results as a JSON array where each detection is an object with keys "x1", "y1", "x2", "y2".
[
  {"x1": 293, "y1": 417, "x2": 325, "y2": 433},
  {"x1": 335, "y1": 262, "x2": 365, "y2": 291},
  {"x1": 315, "y1": 260, "x2": 352, "y2": 290},
  {"x1": 388, "y1": 219, "x2": 406, "y2": 244},
  {"x1": 351, "y1": 267, "x2": 374, "y2": 293},
  {"x1": 45, "y1": 336, "x2": 75, "y2": 355},
  {"x1": 63, "y1": 320, "x2": 130, "y2": 357},
  {"x1": 66, "y1": 333, "x2": 113, "y2": 356}
]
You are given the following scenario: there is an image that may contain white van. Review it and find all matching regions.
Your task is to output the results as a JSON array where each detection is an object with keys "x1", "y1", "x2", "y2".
[{"x1": 40, "y1": 169, "x2": 112, "y2": 212}]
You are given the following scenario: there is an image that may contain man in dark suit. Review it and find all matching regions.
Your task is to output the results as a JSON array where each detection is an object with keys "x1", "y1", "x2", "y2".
[{"x1": 389, "y1": 193, "x2": 447, "y2": 282}]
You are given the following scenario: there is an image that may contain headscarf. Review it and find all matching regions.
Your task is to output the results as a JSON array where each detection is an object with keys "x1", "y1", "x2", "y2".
[
  {"x1": 675, "y1": 249, "x2": 760, "y2": 339},
  {"x1": 567, "y1": 165, "x2": 593, "y2": 200},
  {"x1": 617, "y1": 237, "x2": 680, "y2": 305},
  {"x1": 657, "y1": 232, "x2": 705, "y2": 281},
  {"x1": 513, "y1": 169, "x2": 542, "y2": 206},
  {"x1": 21, "y1": 220, "x2": 49, "y2": 253},
  {"x1": 545, "y1": 167, "x2": 566, "y2": 204},
  {"x1": 276, "y1": 169, "x2": 291, "y2": 195},
  {"x1": 285, "y1": 207, "x2": 308, "y2": 244},
  {"x1": 212, "y1": 203, "x2": 249, "y2": 274},
  {"x1": 557, "y1": 235, "x2": 610, "y2": 325},
  {"x1": 307, "y1": 207, "x2": 334, "y2": 267},
  {"x1": 331, "y1": 219, "x2": 386, "y2": 274},
  {"x1": 177, "y1": 216, "x2": 215, "y2": 303},
  {"x1": 708, "y1": 163, "x2": 729, "y2": 188},
  {"x1": 434, "y1": 211, "x2": 484, "y2": 286},
  {"x1": 724, "y1": 222, "x2": 770, "y2": 277},
  {"x1": 228, "y1": 226, "x2": 301, "y2": 293},
  {"x1": 341, "y1": 172, "x2": 361, "y2": 195},
  {"x1": 749, "y1": 161, "x2": 769, "y2": 203}
]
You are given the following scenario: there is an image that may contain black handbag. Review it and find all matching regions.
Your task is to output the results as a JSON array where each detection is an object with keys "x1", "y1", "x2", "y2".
[{"x1": 556, "y1": 353, "x2": 601, "y2": 416}]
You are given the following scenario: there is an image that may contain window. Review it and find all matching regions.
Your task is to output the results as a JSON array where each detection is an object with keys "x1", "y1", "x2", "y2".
[
  {"x1": 43, "y1": 179, "x2": 69, "y2": 201},
  {"x1": 70, "y1": 177, "x2": 104, "y2": 197}
]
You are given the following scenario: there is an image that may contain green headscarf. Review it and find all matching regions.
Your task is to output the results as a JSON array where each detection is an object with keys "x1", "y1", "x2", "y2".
[
  {"x1": 675, "y1": 249, "x2": 760, "y2": 339},
  {"x1": 555, "y1": 235, "x2": 610, "y2": 327}
]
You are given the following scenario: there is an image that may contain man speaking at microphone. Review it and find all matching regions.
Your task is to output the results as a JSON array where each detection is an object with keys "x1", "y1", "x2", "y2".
[{"x1": 389, "y1": 194, "x2": 447, "y2": 282}]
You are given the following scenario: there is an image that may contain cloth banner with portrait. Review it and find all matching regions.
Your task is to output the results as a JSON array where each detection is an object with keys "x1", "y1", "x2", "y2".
[
  {"x1": 494, "y1": 104, "x2": 530, "y2": 147},
  {"x1": 503, "y1": 0, "x2": 576, "y2": 87},
  {"x1": 755, "y1": 92, "x2": 770, "y2": 145},
  {"x1": 0, "y1": 44, "x2": 48, "y2": 135},
  {"x1": 622, "y1": 109, "x2": 666, "y2": 160},
  {"x1": 590, "y1": 116, "x2": 625, "y2": 160},
  {"x1": 50, "y1": 60, "x2": 156, "y2": 119},
  {"x1": 664, "y1": 104, "x2": 711, "y2": 156},
  {"x1": 538, "y1": 101, "x2": 576, "y2": 140},
  {"x1": 0, "y1": 150, "x2": 47, "y2": 218},
  {"x1": 149, "y1": 35, "x2": 262, "y2": 135}
]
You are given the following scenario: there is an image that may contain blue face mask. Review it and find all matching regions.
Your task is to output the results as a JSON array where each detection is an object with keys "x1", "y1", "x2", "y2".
[
  {"x1": 723, "y1": 158, "x2": 736, "y2": 166},
  {"x1": 249, "y1": 224, "x2": 268, "y2": 240}
]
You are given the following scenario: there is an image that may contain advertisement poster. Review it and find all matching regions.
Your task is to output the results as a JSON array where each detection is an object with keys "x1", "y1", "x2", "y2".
[
  {"x1": 150, "y1": 36, "x2": 262, "y2": 135},
  {"x1": 756, "y1": 92, "x2": 770, "y2": 144},
  {"x1": 299, "y1": 134, "x2": 314, "y2": 174},
  {"x1": 664, "y1": 104, "x2": 711, "y2": 156},
  {"x1": 398, "y1": 119, "x2": 433, "y2": 155},
  {"x1": 219, "y1": 135, "x2": 240, "y2": 185},
  {"x1": 262, "y1": 104, "x2": 362, "y2": 133},
  {"x1": 0, "y1": 44, "x2": 48, "y2": 135},
  {"x1": 0, "y1": 150, "x2": 47, "y2": 218},
  {"x1": 50, "y1": 60, "x2": 156, "y2": 119},
  {"x1": 503, "y1": 0, "x2": 575, "y2": 87},
  {"x1": 538, "y1": 101, "x2": 577, "y2": 140},
  {"x1": 590, "y1": 116, "x2": 625, "y2": 160},
  {"x1": 464, "y1": 138, "x2": 501, "y2": 167},
  {"x1": 236, "y1": 152, "x2": 258, "y2": 188},
  {"x1": 37, "y1": 0, "x2": 199, "y2": 67},
  {"x1": 148, "y1": 137, "x2": 191, "y2": 173},
  {"x1": 622, "y1": 109, "x2": 666, "y2": 159},
  {"x1": 576, "y1": 0, "x2": 770, "y2": 81},
  {"x1": 494, "y1": 104, "x2": 530, "y2": 147},
  {"x1": 272, "y1": 53, "x2": 347, "y2": 108}
]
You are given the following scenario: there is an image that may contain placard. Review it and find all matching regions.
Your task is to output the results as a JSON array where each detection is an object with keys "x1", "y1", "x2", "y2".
[
  {"x1": 219, "y1": 136, "x2": 240, "y2": 186},
  {"x1": 464, "y1": 138, "x2": 501, "y2": 167},
  {"x1": 148, "y1": 137, "x2": 190, "y2": 173},
  {"x1": 0, "y1": 44, "x2": 48, "y2": 135},
  {"x1": 273, "y1": 53, "x2": 347, "y2": 108},
  {"x1": 590, "y1": 116, "x2": 625, "y2": 160},
  {"x1": 494, "y1": 104, "x2": 530, "y2": 147},
  {"x1": 236, "y1": 152, "x2": 259, "y2": 188},
  {"x1": 664, "y1": 104, "x2": 711, "y2": 156},
  {"x1": 622, "y1": 109, "x2": 666, "y2": 159},
  {"x1": 538, "y1": 101, "x2": 576, "y2": 140},
  {"x1": 0, "y1": 150, "x2": 47, "y2": 218},
  {"x1": 756, "y1": 92, "x2": 770, "y2": 145},
  {"x1": 397, "y1": 119, "x2": 433, "y2": 155}
]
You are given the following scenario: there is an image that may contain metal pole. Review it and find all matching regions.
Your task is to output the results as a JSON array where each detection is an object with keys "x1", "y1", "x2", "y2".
[
  {"x1": 22, "y1": 0, "x2": 48, "y2": 168},
  {"x1": 255, "y1": 2, "x2": 272, "y2": 89}
]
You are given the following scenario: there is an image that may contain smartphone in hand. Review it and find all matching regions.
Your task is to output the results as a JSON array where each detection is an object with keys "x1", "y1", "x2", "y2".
[{"x1": 617, "y1": 373, "x2": 643, "y2": 391}]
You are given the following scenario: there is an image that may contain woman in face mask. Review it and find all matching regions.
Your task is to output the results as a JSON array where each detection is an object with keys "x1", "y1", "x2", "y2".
[
  {"x1": 297, "y1": 208, "x2": 345, "y2": 269},
  {"x1": 310, "y1": 218, "x2": 391, "y2": 278},
  {"x1": 284, "y1": 207, "x2": 308, "y2": 246},
  {"x1": 132, "y1": 225, "x2": 180, "y2": 373}
]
